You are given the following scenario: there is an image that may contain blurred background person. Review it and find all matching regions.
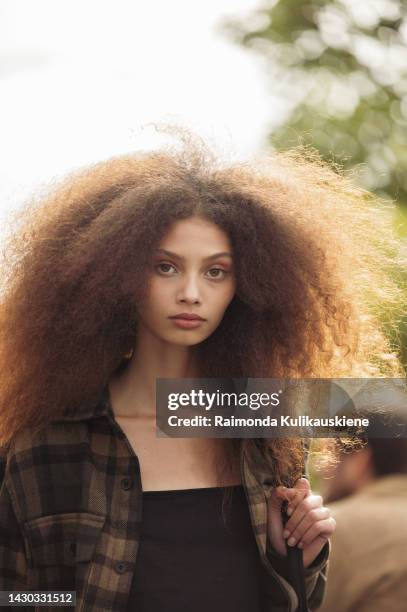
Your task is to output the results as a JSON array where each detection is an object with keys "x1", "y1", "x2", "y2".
[{"x1": 317, "y1": 395, "x2": 407, "y2": 612}]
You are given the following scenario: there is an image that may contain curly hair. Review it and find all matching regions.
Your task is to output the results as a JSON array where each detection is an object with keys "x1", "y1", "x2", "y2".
[{"x1": 0, "y1": 135, "x2": 405, "y2": 487}]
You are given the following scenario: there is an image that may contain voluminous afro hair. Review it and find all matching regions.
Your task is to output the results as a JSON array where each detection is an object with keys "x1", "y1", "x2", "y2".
[{"x1": 0, "y1": 133, "x2": 405, "y2": 486}]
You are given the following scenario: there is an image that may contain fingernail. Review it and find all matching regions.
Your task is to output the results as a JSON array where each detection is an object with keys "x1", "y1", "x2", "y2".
[
  {"x1": 282, "y1": 530, "x2": 290, "y2": 538},
  {"x1": 286, "y1": 507, "x2": 292, "y2": 516},
  {"x1": 288, "y1": 537, "x2": 296, "y2": 546},
  {"x1": 298, "y1": 542, "x2": 303, "y2": 548}
]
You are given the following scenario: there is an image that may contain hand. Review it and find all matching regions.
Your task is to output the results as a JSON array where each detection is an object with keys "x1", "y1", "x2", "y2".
[{"x1": 267, "y1": 477, "x2": 336, "y2": 569}]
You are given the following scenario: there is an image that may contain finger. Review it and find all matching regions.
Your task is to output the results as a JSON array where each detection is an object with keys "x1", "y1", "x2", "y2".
[
  {"x1": 297, "y1": 516, "x2": 336, "y2": 548},
  {"x1": 284, "y1": 494, "x2": 324, "y2": 532},
  {"x1": 284, "y1": 506, "x2": 331, "y2": 546}
]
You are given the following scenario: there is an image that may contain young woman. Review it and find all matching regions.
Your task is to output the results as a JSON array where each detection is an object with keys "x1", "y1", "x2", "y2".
[{"x1": 0, "y1": 139, "x2": 404, "y2": 612}]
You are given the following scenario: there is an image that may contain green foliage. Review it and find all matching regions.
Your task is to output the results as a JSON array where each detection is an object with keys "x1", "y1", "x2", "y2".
[{"x1": 225, "y1": 0, "x2": 407, "y2": 210}]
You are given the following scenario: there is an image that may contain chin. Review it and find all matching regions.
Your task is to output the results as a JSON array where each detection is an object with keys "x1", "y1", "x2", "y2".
[{"x1": 166, "y1": 331, "x2": 208, "y2": 347}]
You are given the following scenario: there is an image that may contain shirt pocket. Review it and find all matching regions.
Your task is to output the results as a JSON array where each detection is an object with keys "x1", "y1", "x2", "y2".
[{"x1": 22, "y1": 512, "x2": 106, "y2": 592}]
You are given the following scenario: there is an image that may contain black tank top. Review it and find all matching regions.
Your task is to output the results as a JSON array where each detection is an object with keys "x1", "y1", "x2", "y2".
[{"x1": 127, "y1": 484, "x2": 263, "y2": 611}]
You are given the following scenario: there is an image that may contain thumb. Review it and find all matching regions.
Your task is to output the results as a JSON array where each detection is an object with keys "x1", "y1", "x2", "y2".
[
  {"x1": 293, "y1": 476, "x2": 311, "y2": 496},
  {"x1": 268, "y1": 477, "x2": 310, "y2": 513}
]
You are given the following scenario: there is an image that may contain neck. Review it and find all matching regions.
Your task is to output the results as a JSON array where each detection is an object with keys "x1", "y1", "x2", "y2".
[{"x1": 109, "y1": 324, "x2": 202, "y2": 418}]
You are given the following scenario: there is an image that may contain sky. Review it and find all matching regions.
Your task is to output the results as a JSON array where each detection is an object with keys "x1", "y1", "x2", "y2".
[{"x1": 1, "y1": 0, "x2": 274, "y2": 221}]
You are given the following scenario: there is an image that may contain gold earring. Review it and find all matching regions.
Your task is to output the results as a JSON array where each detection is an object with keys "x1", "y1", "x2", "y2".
[{"x1": 124, "y1": 347, "x2": 134, "y2": 360}]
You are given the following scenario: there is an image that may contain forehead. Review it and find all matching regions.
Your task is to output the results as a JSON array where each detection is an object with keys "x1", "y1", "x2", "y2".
[{"x1": 158, "y1": 217, "x2": 232, "y2": 250}]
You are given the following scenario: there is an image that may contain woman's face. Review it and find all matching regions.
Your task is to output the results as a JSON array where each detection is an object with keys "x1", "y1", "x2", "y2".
[{"x1": 136, "y1": 216, "x2": 236, "y2": 346}]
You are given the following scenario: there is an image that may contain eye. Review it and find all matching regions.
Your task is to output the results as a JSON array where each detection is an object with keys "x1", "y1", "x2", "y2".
[
  {"x1": 155, "y1": 262, "x2": 177, "y2": 275},
  {"x1": 206, "y1": 267, "x2": 228, "y2": 280}
]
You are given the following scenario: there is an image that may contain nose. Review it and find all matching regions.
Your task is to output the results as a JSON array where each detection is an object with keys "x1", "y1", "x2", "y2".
[{"x1": 176, "y1": 273, "x2": 202, "y2": 305}]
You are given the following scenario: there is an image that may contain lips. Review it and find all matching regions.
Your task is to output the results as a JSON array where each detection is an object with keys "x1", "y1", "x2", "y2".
[{"x1": 169, "y1": 313, "x2": 206, "y2": 321}]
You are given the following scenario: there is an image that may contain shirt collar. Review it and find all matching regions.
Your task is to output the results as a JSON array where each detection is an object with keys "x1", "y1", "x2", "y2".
[{"x1": 55, "y1": 384, "x2": 115, "y2": 422}]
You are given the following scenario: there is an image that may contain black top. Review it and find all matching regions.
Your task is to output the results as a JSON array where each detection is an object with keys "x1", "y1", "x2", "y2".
[{"x1": 127, "y1": 484, "x2": 263, "y2": 612}]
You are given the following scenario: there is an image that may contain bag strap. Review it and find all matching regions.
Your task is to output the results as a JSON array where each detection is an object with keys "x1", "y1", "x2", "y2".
[{"x1": 281, "y1": 498, "x2": 310, "y2": 612}]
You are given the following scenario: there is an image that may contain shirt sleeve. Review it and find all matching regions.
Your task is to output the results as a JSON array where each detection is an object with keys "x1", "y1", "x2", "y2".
[
  {"x1": 0, "y1": 451, "x2": 33, "y2": 611},
  {"x1": 260, "y1": 539, "x2": 331, "y2": 611}
]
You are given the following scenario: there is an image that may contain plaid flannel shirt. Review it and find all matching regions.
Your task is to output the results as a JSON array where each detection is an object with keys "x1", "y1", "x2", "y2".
[{"x1": 0, "y1": 385, "x2": 330, "y2": 611}]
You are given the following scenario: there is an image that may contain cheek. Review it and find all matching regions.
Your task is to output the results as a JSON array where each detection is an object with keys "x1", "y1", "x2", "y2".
[{"x1": 142, "y1": 280, "x2": 170, "y2": 308}]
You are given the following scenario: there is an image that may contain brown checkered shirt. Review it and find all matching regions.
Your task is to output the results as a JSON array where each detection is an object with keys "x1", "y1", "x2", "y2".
[{"x1": 0, "y1": 385, "x2": 330, "y2": 611}]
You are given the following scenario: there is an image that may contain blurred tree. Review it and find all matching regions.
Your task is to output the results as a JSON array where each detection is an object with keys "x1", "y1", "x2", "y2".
[
  {"x1": 224, "y1": 0, "x2": 407, "y2": 369},
  {"x1": 225, "y1": 0, "x2": 407, "y2": 213}
]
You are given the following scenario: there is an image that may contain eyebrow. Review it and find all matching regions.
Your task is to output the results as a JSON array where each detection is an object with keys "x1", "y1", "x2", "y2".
[{"x1": 154, "y1": 249, "x2": 233, "y2": 262}]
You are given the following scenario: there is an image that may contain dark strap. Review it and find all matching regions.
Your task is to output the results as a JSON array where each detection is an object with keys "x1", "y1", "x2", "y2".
[{"x1": 281, "y1": 500, "x2": 310, "y2": 612}]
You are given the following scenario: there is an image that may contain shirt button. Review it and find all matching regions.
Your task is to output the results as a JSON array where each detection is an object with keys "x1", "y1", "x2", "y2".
[
  {"x1": 115, "y1": 561, "x2": 128, "y2": 574},
  {"x1": 121, "y1": 477, "x2": 133, "y2": 490}
]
